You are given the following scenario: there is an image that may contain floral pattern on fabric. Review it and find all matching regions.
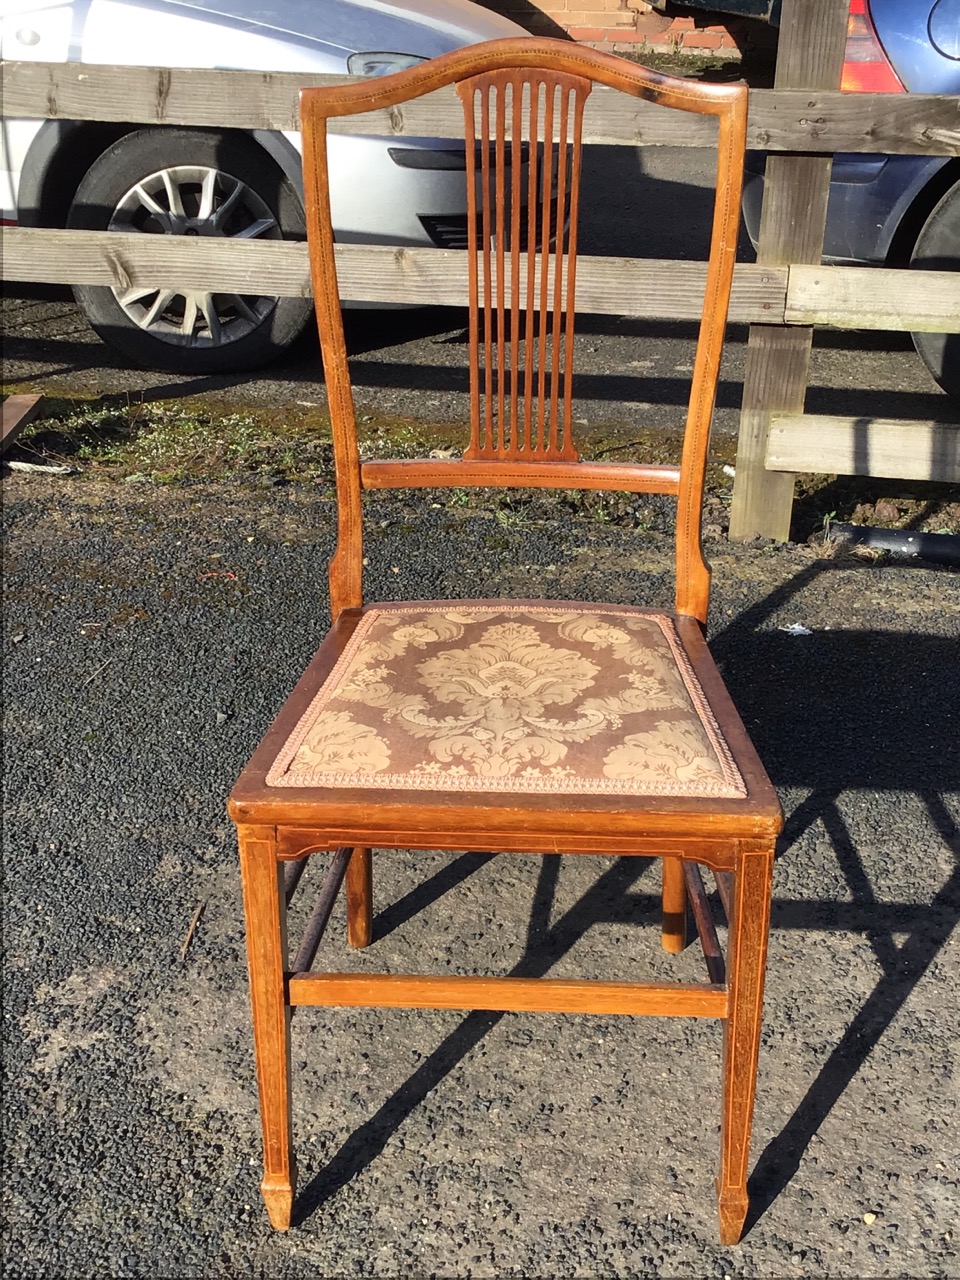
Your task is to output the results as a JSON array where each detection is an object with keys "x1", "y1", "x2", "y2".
[
  {"x1": 266, "y1": 604, "x2": 745, "y2": 797},
  {"x1": 286, "y1": 709, "x2": 392, "y2": 775}
]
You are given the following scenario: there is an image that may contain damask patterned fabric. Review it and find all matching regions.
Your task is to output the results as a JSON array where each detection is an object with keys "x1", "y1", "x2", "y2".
[{"x1": 267, "y1": 604, "x2": 746, "y2": 797}]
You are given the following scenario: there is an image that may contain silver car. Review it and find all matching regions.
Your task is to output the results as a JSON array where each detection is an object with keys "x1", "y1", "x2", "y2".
[{"x1": 0, "y1": 0, "x2": 526, "y2": 372}]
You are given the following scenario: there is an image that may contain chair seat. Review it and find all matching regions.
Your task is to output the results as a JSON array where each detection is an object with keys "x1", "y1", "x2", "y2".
[
  {"x1": 268, "y1": 602, "x2": 745, "y2": 798},
  {"x1": 231, "y1": 601, "x2": 780, "y2": 849}
]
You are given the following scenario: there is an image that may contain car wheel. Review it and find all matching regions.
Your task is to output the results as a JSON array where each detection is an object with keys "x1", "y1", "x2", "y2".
[
  {"x1": 909, "y1": 180, "x2": 960, "y2": 402},
  {"x1": 67, "y1": 128, "x2": 312, "y2": 374}
]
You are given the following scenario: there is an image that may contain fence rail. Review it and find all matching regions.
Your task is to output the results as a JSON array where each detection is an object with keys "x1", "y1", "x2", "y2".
[
  {"x1": 728, "y1": 0, "x2": 957, "y2": 538},
  {"x1": 4, "y1": 229, "x2": 958, "y2": 334},
  {"x1": 2, "y1": 26, "x2": 958, "y2": 525},
  {"x1": 1, "y1": 229, "x2": 783, "y2": 320},
  {"x1": 4, "y1": 60, "x2": 959, "y2": 154},
  {"x1": 766, "y1": 415, "x2": 960, "y2": 483},
  {"x1": 784, "y1": 266, "x2": 960, "y2": 331}
]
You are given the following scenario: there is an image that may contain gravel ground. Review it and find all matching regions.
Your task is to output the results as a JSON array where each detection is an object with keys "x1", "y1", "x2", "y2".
[{"x1": 2, "y1": 473, "x2": 959, "y2": 1278}]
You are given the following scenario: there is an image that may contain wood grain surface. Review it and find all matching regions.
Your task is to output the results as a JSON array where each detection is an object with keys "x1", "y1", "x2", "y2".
[{"x1": 4, "y1": 59, "x2": 957, "y2": 154}]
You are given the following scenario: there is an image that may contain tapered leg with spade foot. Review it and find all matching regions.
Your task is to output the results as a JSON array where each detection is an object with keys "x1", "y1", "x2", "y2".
[
  {"x1": 238, "y1": 824, "x2": 297, "y2": 1230},
  {"x1": 717, "y1": 839, "x2": 775, "y2": 1245}
]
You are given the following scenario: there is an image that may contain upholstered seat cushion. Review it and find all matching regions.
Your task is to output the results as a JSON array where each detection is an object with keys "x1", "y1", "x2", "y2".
[{"x1": 267, "y1": 603, "x2": 746, "y2": 798}]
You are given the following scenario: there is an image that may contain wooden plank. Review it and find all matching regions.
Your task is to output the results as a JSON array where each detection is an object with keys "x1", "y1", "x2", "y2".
[
  {"x1": 786, "y1": 265, "x2": 960, "y2": 332},
  {"x1": 746, "y1": 89, "x2": 960, "y2": 156},
  {"x1": 2, "y1": 394, "x2": 44, "y2": 454},
  {"x1": 2, "y1": 60, "x2": 958, "y2": 154},
  {"x1": 0, "y1": 228, "x2": 788, "y2": 322},
  {"x1": 9, "y1": 227, "x2": 955, "y2": 333},
  {"x1": 730, "y1": 328, "x2": 814, "y2": 542},
  {"x1": 765, "y1": 414, "x2": 960, "y2": 482},
  {"x1": 287, "y1": 972, "x2": 728, "y2": 1017},
  {"x1": 1, "y1": 227, "x2": 313, "y2": 297},
  {"x1": 729, "y1": 0, "x2": 849, "y2": 543}
]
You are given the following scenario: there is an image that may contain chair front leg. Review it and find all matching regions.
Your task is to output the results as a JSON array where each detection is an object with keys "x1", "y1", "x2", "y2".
[
  {"x1": 661, "y1": 856, "x2": 688, "y2": 952},
  {"x1": 238, "y1": 823, "x2": 297, "y2": 1230},
  {"x1": 346, "y1": 846, "x2": 373, "y2": 949},
  {"x1": 717, "y1": 838, "x2": 775, "y2": 1245}
]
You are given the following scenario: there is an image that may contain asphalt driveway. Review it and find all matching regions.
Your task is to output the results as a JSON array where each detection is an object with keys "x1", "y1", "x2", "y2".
[{"x1": 2, "y1": 471, "x2": 958, "y2": 1277}]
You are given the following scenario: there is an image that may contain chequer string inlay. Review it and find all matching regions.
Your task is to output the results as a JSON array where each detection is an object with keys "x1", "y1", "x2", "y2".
[{"x1": 267, "y1": 604, "x2": 746, "y2": 797}]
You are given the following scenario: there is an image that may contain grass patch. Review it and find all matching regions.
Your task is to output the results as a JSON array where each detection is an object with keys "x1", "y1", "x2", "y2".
[
  {"x1": 615, "y1": 45, "x2": 776, "y2": 89},
  {"x1": 10, "y1": 398, "x2": 475, "y2": 487},
  {"x1": 8, "y1": 395, "x2": 956, "y2": 537},
  {"x1": 13, "y1": 399, "x2": 338, "y2": 486}
]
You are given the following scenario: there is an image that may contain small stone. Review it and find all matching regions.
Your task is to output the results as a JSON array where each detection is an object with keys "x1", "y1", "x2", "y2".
[
  {"x1": 863, "y1": 1212, "x2": 877, "y2": 1225},
  {"x1": 11, "y1": 632, "x2": 25, "y2": 643},
  {"x1": 215, "y1": 711, "x2": 228, "y2": 726},
  {"x1": 873, "y1": 499, "x2": 900, "y2": 523}
]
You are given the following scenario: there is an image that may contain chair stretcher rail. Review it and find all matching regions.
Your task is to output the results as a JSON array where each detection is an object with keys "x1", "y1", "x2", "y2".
[
  {"x1": 289, "y1": 847, "x2": 352, "y2": 974},
  {"x1": 282, "y1": 857, "x2": 310, "y2": 905},
  {"x1": 713, "y1": 869, "x2": 734, "y2": 920},
  {"x1": 361, "y1": 459, "x2": 683, "y2": 493},
  {"x1": 683, "y1": 861, "x2": 726, "y2": 985},
  {"x1": 287, "y1": 972, "x2": 728, "y2": 1016}
]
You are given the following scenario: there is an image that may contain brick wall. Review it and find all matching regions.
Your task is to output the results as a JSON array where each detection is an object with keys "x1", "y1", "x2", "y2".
[{"x1": 491, "y1": 0, "x2": 743, "y2": 55}]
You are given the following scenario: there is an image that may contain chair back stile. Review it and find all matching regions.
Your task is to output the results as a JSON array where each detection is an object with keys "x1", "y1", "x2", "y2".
[
  {"x1": 675, "y1": 101, "x2": 747, "y2": 621},
  {"x1": 300, "y1": 108, "x2": 365, "y2": 618},
  {"x1": 299, "y1": 41, "x2": 748, "y2": 624}
]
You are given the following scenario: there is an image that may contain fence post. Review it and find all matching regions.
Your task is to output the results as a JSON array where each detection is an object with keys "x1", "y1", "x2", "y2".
[{"x1": 728, "y1": 0, "x2": 850, "y2": 541}]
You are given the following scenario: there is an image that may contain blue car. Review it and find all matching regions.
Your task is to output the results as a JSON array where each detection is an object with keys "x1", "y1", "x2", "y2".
[{"x1": 737, "y1": 0, "x2": 960, "y2": 400}]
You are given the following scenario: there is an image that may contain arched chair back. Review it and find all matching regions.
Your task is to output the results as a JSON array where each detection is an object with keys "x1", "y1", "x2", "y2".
[{"x1": 299, "y1": 40, "x2": 748, "y2": 622}]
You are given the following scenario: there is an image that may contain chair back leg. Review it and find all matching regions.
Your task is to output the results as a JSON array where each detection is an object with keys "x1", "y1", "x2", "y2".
[
  {"x1": 661, "y1": 856, "x2": 689, "y2": 953},
  {"x1": 346, "y1": 847, "x2": 373, "y2": 949}
]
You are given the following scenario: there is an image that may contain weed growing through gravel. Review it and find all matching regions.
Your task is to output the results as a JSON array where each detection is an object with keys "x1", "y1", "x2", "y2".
[
  {"x1": 9, "y1": 396, "x2": 958, "y2": 537},
  {"x1": 14, "y1": 400, "x2": 337, "y2": 486}
]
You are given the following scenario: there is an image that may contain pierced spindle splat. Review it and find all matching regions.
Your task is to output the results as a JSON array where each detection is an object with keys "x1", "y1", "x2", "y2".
[{"x1": 457, "y1": 69, "x2": 592, "y2": 463}]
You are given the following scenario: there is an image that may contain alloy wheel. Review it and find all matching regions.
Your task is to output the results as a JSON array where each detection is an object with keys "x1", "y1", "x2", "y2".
[{"x1": 107, "y1": 164, "x2": 281, "y2": 349}]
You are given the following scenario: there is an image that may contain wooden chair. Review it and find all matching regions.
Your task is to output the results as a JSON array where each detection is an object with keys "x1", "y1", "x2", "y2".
[{"x1": 229, "y1": 38, "x2": 782, "y2": 1246}]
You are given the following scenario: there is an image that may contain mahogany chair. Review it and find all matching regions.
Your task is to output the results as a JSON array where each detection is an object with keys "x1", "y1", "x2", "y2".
[{"x1": 230, "y1": 38, "x2": 782, "y2": 1246}]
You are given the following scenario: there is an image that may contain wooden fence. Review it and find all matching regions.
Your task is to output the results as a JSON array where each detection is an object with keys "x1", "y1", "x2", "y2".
[{"x1": 2, "y1": 0, "x2": 959, "y2": 533}]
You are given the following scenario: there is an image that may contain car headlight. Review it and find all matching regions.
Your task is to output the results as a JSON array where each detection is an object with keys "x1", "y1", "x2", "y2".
[{"x1": 347, "y1": 52, "x2": 428, "y2": 77}]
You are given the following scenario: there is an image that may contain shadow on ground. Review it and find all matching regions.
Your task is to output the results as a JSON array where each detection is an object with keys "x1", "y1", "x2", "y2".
[{"x1": 292, "y1": 556, "x2": 959, "y2": 1234}]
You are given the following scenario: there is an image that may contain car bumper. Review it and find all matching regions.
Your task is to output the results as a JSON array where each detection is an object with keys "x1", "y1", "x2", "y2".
[
  {"x1": 741, "y1": 151, "x2": 952, "y2": 264},
  {"x1": 296, "y1": 133, "x2": 533, "y2": 250},
  {"x1": 325, "y1": 134, "x2": 472, "y2": 247}
]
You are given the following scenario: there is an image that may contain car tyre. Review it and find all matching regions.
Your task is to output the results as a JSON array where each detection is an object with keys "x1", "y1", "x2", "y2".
[
  {"x1": 67, "y1": 128, "x2": 312, "y2": 373},
  {"x1": 909, "y1": 179, "x2": 960, "y2": 402}
]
